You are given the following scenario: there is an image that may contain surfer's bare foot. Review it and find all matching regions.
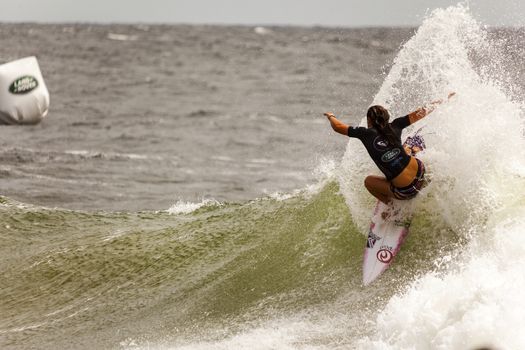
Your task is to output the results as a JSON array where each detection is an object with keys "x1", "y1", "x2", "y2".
[{"x1": 381, "y1": 202, "x2": 400, "y2": 220}]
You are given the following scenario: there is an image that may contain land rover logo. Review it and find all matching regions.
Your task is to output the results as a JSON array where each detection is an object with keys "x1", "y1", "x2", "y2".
[
  {"x1": 381, "y1": 148, "x2": 401, "y2": 162},
  {"x1": 9, "y1": 76, "x2": 39, "y2": 95}
]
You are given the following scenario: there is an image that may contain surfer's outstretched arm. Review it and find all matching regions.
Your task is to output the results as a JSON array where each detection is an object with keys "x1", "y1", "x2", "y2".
[
  {"x1": 324, "y1": 112, "x2": 349, "y2": 135},
  {"x1": 408, "y1": 92, "x2": 456, "y2": 124}
]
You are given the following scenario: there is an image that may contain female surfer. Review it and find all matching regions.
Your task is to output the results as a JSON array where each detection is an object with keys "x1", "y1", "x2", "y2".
[{"x1": 324, "y1": 93, "x2": 455, "y2": 204}]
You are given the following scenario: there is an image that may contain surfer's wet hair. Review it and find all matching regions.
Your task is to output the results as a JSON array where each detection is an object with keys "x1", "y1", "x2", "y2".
[{"x1": 367, "y1": 105, "x2": 400, "y2": 146}]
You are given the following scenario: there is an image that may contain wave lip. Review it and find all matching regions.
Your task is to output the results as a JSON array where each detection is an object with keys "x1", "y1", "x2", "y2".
[
  {"x1": 166, "y1": 199, "x2": 221, "y2": 214},
  {"x1": 351, "y1": 4, "x2": 525, "y2": 350}
]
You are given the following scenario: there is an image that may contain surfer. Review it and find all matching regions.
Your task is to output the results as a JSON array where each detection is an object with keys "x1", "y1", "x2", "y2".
[{"x1": 324, "y1": 93, "x2": 455, "y2": 204}]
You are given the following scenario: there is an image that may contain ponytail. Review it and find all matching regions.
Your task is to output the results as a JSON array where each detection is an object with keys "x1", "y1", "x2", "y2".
[{"x1": 367, "y1": 105, "x2": 400, "y2": 147}]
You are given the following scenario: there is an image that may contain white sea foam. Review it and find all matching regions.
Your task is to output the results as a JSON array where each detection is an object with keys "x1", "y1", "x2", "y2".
[
  {"x1": 166, "y1": 199, "x2": 221, "y2": 214},
  {"x1": 141, "y1": 314, "x2": 349, "y2": 350},
  {"x1": 107, "y1": 33, "x2": 138, "y2": 41},
  {"x1": 360, "y1": 213, "x2": 525, "y2": 350},
  {"x1": 254, "y1": 27, "x2": 272, "y2": 35},
  {"x1": 65, "y1": 149, "x2": 156, "y2": 160}
]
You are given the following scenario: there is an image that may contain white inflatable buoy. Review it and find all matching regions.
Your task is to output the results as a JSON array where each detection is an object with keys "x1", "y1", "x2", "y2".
[{"x1": 0, "y1": 56, "x2": 50, "y2": 125}]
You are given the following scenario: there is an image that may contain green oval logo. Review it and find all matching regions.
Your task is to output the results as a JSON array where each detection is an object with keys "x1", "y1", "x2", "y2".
[
  {"x1": 381, "y1": 148, "x2": 401, "y2": 162},
  {"x1": 9, "y1": 76, "x2": 39, "y2": 95}
]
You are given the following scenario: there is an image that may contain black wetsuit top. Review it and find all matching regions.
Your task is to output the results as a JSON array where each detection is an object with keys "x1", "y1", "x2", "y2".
[{"x1": 347, "y1": 116, "x2": 411, "y2": 180}]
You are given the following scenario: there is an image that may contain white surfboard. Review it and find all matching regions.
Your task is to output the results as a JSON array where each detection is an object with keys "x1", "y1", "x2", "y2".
[
  {"x1": 363, "y1": 201, "x2": 411, "y2": 285},
  {"x1": 362, "y1": 130, "x2": 425, "y2": 286}
]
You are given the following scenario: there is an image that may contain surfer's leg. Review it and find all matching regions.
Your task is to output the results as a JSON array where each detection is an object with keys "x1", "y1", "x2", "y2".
[{"x1": 364, "y1": 175, "x2": 394, "y2": 204}]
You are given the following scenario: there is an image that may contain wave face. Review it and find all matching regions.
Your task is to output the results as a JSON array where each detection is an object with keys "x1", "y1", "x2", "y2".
[
  {"x1": 0, "y1": 181, "x2": 462, "y2": 350},
  {"x1": 1, "y1": 5, "x2": 524, "y2": 350}
]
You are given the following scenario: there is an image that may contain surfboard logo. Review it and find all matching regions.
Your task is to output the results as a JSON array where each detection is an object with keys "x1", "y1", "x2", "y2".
[
  {"x1": 376, "y1": 249, "x2": 393, "y2": 263},
  {"x1": 381, "y1": 148, "x2": 401, "y2": 162},
  {"x1": 367, "y1": 232, "x2": 381, "y2": 248},
  {"x1": 9, "y1": 76, "x2": 39, "y2": 95}
]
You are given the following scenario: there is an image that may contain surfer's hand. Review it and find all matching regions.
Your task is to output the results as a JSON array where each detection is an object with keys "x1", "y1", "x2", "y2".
[
  {"x1": 429, "y1": 92, "x2": 455, "y2": 106},
  {"x1": 325, "y1": 113, "x2": 349, "y2": 135},
  {"x1": 324, "y1": 112, "x2": 336, "y2": 120}
]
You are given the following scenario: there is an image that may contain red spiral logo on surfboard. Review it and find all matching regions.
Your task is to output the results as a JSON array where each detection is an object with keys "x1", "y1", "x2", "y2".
[{"x1": 377, "y1": 249, "x2": 393, "y2": 263}]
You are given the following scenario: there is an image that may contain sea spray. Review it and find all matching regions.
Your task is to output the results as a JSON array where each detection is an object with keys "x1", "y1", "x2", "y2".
[
  {"x1": 354, "y1": 5, "x2": 525, "y2": 350},
  {"x1": 338, "y1": 4, "x2": 525, "y2": 236},
  {"x1": 167, "y1": 199, "x2": 222, "y2": 215},
  {"x1": 361, "y1": 213, "x2": 525, "y2": 350}
]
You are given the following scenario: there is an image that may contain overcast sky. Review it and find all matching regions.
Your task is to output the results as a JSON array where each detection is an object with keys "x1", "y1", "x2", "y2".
[{"x1": 2, "y1": 0, "x2": 524, "y2": 27}]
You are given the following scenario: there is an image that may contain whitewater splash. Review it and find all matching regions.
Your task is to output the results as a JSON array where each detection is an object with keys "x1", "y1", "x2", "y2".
[
  {"x1": 362, "y1": 212, "x2": 525, "y2": 349},
  {"x1": 339, "y1": 4, "x2": 524, "y2": 233},
  {"x1": 337, "y1": 5, "x2": 525, "y2": 350}
]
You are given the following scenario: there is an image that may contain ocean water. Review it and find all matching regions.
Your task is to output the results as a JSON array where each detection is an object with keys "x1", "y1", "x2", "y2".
[
  {"x1": 1, "y1": 4, "x2": 525, "y2": 350},
  {"x1": 0, "y1": 21, "x2": 410, "y2": 211}
]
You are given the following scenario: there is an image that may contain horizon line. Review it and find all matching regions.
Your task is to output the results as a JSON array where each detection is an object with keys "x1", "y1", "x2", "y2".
[{"x1": 0, "y1": 20, "x2": 522, "y2": 30}]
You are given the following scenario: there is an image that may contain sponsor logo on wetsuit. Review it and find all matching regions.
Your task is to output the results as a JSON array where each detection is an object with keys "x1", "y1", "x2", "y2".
[
  {"x1": 373, "y1": 136, "x2": 389, "y2": 151},
  {"x1": 9, "y1": 76, "x2": 39, "y2": 95},
  {"x1": 381, "y1": 148, "x2": 401, "y2": 162}
]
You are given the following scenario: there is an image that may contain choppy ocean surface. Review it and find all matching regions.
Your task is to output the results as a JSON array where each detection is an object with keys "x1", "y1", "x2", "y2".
[
  {"x1": 1, "y1": 4, "x2": 525, "y2": 350},
  {"x1": 0, "y1": 19, "x2": 411, "y2": 212}
]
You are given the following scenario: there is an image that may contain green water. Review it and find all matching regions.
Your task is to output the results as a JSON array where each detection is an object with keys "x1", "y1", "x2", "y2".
[{"x1": 0, "y1": 182, "x2": 461, "y2": 349}]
